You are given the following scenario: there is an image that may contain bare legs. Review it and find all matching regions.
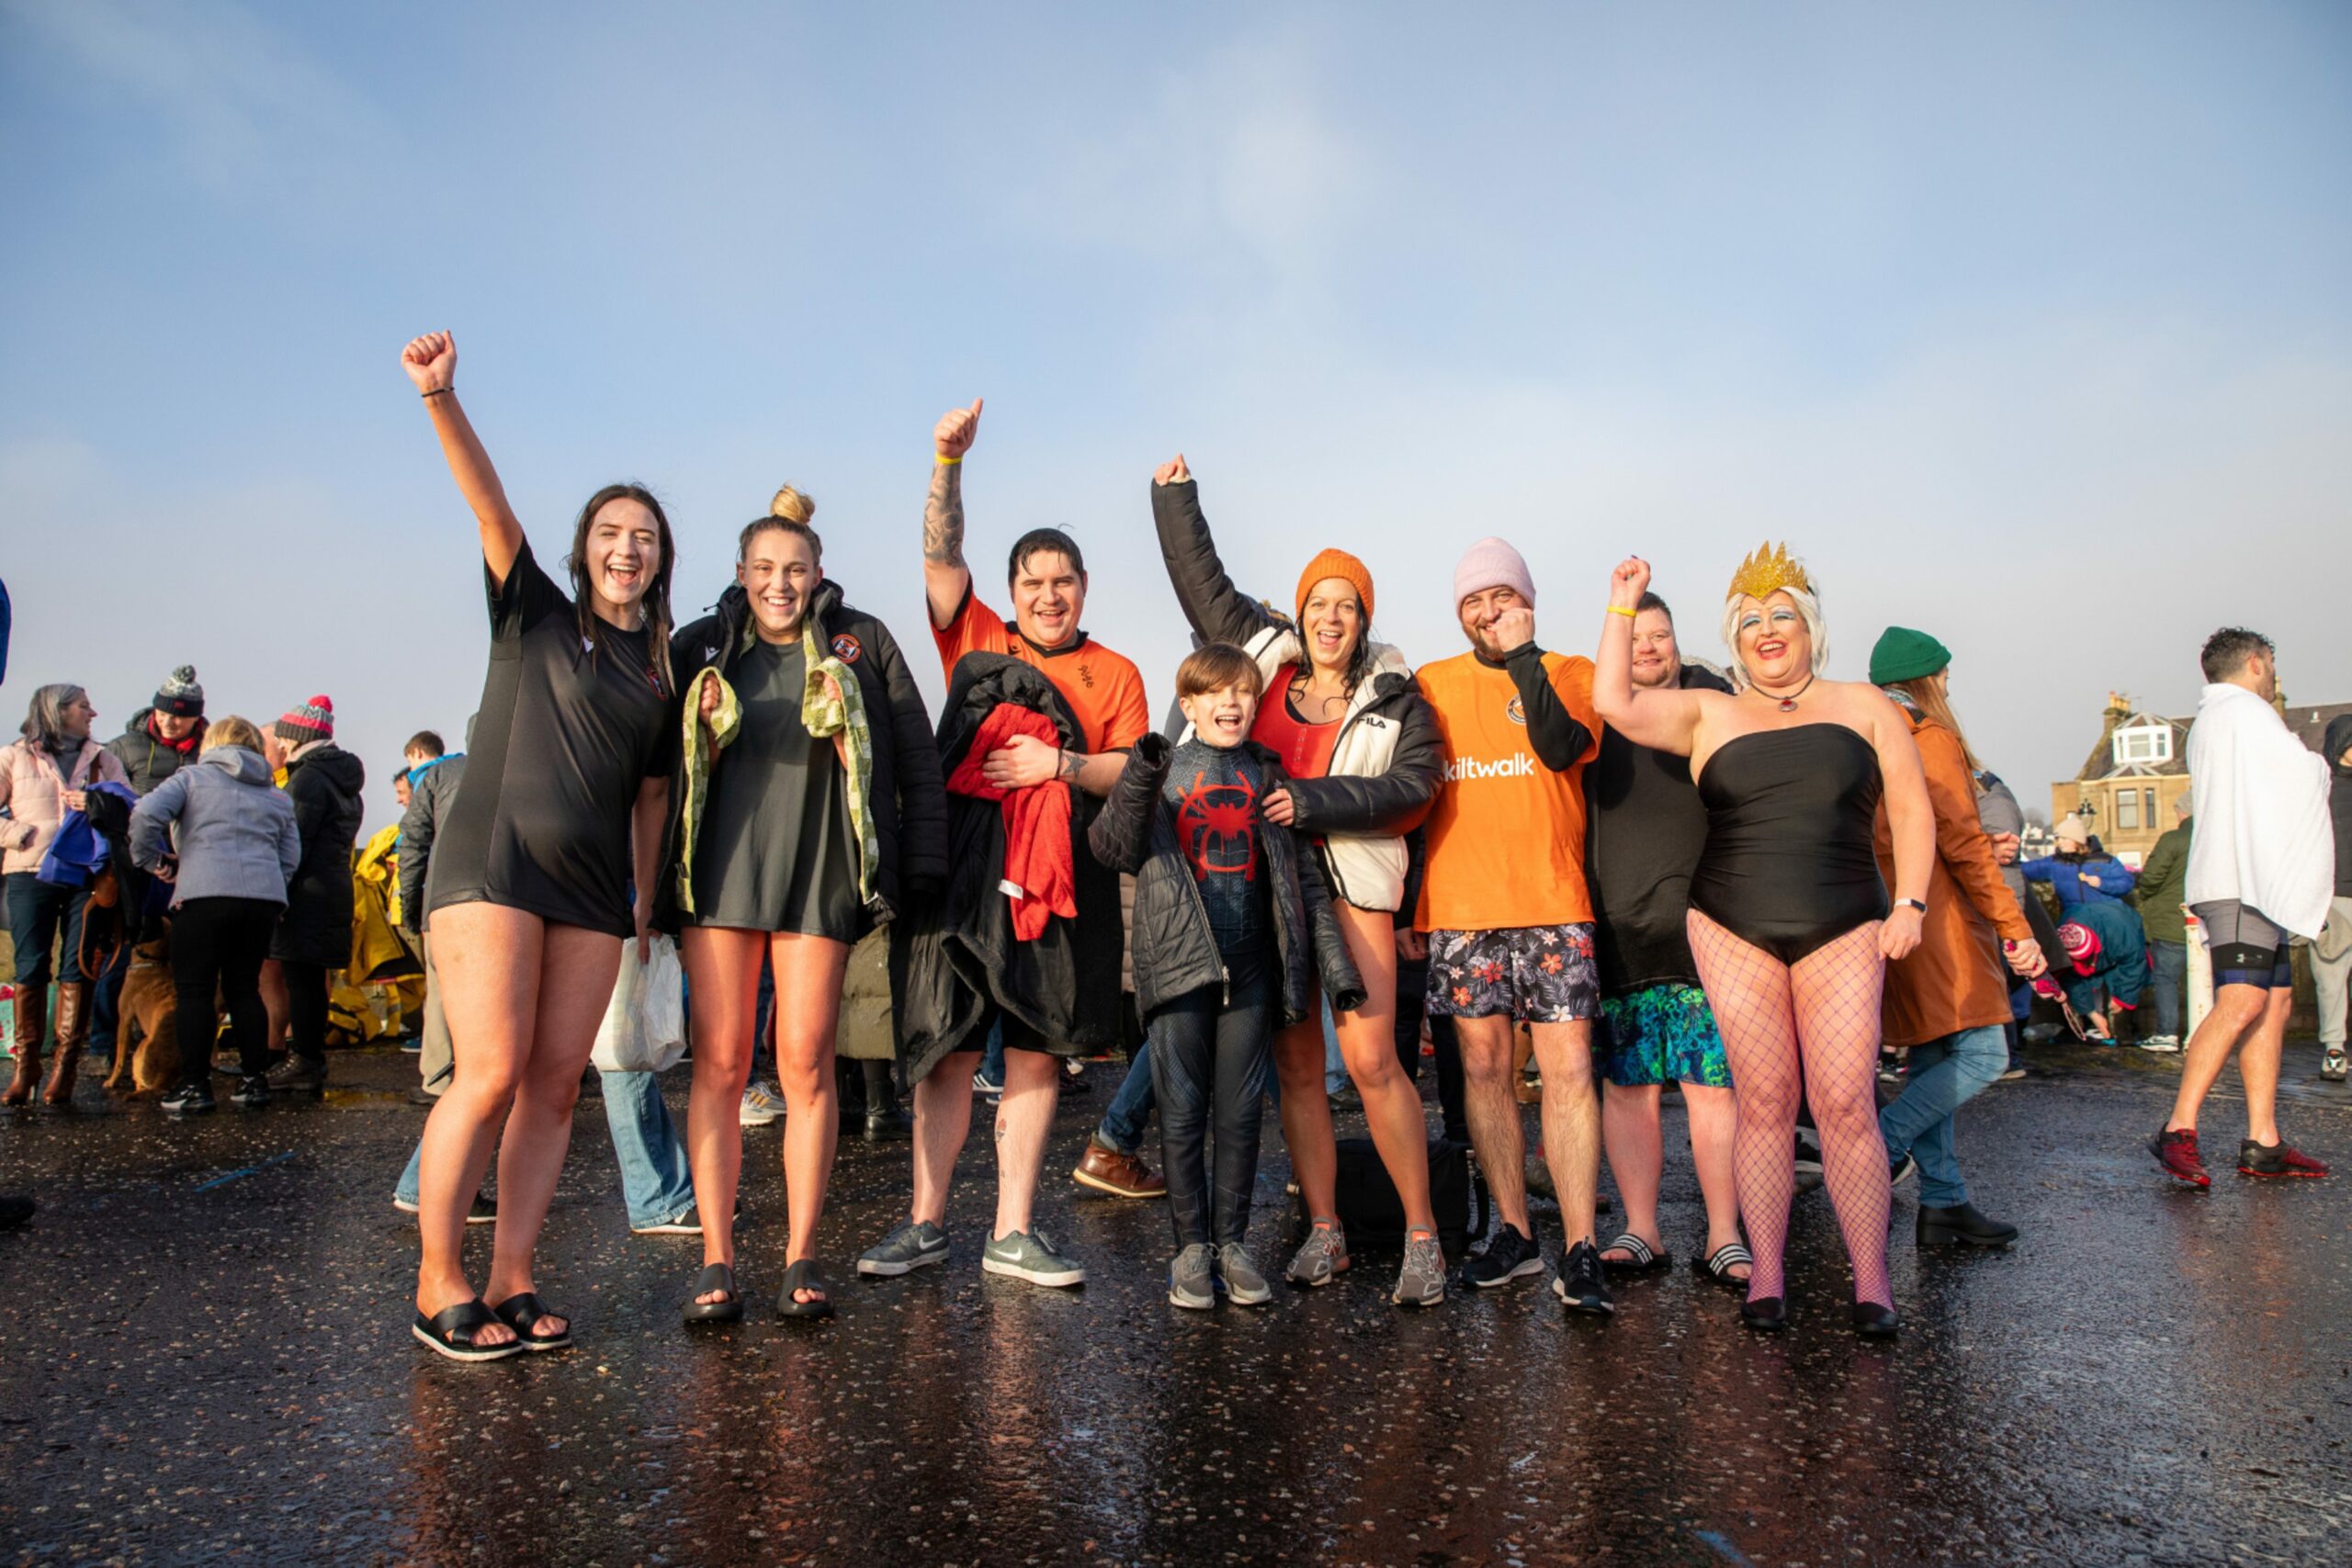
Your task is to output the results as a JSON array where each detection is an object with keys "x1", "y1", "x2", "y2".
[
  {"x1": 413, "y1": 903, "x2": 622, "y2": 1348},
  {"x1": 908, "y1": 1037, "x2": 1061, "y2": 1238},
  {"x1": 1682, "y1": 1083, "x2": 1745, "y2": 1271},
  {"x1": 1459, "y1": 1016, "x2": 1600, "y2": 1247},
  {"x1": 680, "y1": 928, "x2": 851, "y2": 1305},
  {"x1": 2166, "y1": 984, "x2": 2293, "y2": 1145}
]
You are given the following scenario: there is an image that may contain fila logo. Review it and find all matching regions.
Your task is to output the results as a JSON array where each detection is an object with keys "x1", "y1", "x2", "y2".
[{"x1": 1442, "y1": 753, "x2": 1536, "y2": 783}]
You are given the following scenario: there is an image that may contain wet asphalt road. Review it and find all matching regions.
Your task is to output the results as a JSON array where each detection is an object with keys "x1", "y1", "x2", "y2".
[{"x1": 2, "y1": 1040, "x2": 2347, "y2": 1567}]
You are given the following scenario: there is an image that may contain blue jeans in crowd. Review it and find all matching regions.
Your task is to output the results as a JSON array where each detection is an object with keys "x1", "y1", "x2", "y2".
[
  {"x1": 2148, "y1": 939, "x2": 2187, "y2": 1039},
  {"x1": 1878, "y1": 1023, "x2": 2007, "y2": 1210},
  {"x1": 395, "y1": 1068, "x2": 695, "y2": 1225},
  {"x1": 1097, "y1": 1044, "x2": 1156, "y2": 1154}
]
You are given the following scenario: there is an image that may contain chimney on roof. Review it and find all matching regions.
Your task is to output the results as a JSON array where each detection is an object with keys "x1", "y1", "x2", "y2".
[{"x1": 2099, "y1": 692, "x2": 2132, "y2": 753}]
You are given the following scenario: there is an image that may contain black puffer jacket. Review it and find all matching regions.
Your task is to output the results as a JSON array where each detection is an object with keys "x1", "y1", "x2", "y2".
[
  {"x1": 271, "y1": 743, "x2": 365, "y2": 967},
  {"x1": 1092, "y1": 736, "x2": 1364, "y2": 1024},
  {"x1": 656, "y1": 578, "x2": 948, "y2": 931},
  {"x1": 893, "y1": 654, "x2": 1159, "y2": 1082},
  {"x1": 107, "y1": 710, "x2": 205, "y2": 796}
]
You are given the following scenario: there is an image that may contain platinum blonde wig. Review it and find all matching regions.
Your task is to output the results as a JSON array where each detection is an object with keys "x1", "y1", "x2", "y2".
[{"x1": 1720, "y1": 588, "x2": 1828, "y2": 683}]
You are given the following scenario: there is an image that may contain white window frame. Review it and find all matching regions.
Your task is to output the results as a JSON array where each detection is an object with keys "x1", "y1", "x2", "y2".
[{"x1": 2112, "y1": 723, "x2": 2172, "y2": 767}]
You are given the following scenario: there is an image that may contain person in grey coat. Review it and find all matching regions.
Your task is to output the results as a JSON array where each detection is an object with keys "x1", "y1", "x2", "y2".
[{"x1": 128, "y1": 718, "x2": 300, "y2": 1112}]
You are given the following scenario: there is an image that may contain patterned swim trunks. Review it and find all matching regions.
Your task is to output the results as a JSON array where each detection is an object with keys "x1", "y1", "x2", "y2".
[
  {"x1": 1426, "y1": 924, "x2": 1600, "y2": 1024},
  {"x1": 1597, "y1": 982, "x2": 1732, "y2": 1089}
]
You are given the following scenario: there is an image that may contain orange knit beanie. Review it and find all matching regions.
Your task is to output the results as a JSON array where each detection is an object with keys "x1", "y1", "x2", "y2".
[{"x1": 1295, "y1": 547, "x2": 1375, "y2": 628}]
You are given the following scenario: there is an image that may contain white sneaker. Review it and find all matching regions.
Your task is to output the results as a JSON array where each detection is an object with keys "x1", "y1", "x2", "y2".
[
  {"x1": 2138, "y1": 1035, "x2": 2182, "y2": 1055},
  {"x1": 740, "y1": 1079, "x2": 783, "y2": 1126}
]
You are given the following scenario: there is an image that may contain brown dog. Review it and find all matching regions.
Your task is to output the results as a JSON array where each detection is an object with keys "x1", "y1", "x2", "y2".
[{"x1": 107, "y1": 938, "x2": 183, "y2": 1096}]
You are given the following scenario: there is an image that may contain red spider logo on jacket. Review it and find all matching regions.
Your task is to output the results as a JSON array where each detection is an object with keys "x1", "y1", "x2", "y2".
[{"x1": 1177, "y1": 769, "x2": 1261, "y2": 880}]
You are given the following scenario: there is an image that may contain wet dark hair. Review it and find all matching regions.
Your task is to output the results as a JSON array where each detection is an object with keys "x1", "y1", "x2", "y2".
[
  {"x1": 1636, "y1": 591, "x2": 1671, "y2": 621},
  {"x1": 1007, "y1": 527, "x2": 1084, "y2": 585},
  {"x1": 1177, "y1": 642, "x2": 1265, "y2": 701},
  {"x1": 404, "y1": 730, "x2": 445, "y2": 759},
  {"x1": 569, "y1": 483, "x2": 677, "y2": 697},
  {"x1": 2199, "y1": 626, "x2": 2272, "y2": 683},
  {"x1": 393, "y1": 767, "x2": 411, "y2": 786}
]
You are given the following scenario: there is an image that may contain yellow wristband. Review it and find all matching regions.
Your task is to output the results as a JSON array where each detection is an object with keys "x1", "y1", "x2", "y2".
[
  {"x1": 1607, "y1": 604, "x2": 1636, "y2": 618},
  {"x1": 935, "y1": 452, "x2": 962, "y2": 466}
]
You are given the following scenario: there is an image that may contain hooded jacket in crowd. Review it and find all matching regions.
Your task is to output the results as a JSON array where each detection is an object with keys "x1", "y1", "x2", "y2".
[
  {"x1": 2137, "y1": 812, "x2": 2194, "y2": 946},
  {"x1": 398, "y1": 750, "x2": 468, "y2": 933},
  {"x1": 655, "y1": 578, "x2": 947, "y2": 931},
  {"x1": 128, "y1": 746, "x2": 300, "y2": 908},
  {"x1": 107, "y1": 709, "x2": 207, "y2": 797},
  {"x1": 893, "y1": 654, "x2": 1158, "y2": 1083},
  {"x1": 1091, "y1": 733, "x2": 1365, "y2": 1025},
  {"x1": 271, "y1": 741, "x2": 366, "y2": 967},
  {"x1": 1150, "y1": 479, "x2": 1442, "y2": 914}
]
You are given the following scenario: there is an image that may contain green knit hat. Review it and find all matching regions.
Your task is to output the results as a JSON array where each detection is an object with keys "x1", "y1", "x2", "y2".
[{"x1": 1870, "y1": 626, "x2": 1951, "y2": 685}]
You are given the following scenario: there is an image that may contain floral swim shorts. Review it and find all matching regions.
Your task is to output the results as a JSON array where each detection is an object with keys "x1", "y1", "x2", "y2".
[
  {"x1": 1597, "y1": 982, "x2": 1733, "y2": 1089},
  {"x1": 1426, "y1": 924, "x2": 1600, "y2": 1024}
]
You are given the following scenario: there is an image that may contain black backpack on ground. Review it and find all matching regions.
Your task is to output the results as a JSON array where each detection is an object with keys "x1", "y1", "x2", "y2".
[{"x1": 1294, "y1": 1136, "x2": 1489, "y2": 1258}]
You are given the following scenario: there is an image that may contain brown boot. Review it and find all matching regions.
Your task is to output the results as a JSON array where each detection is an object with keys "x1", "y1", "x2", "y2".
[
  {"x1": 43, "y1": 982, "x2": 87, "y2": 1108},
  {"x1": 5, "y1": 1000, "x2": 40, "y2": 1107}
]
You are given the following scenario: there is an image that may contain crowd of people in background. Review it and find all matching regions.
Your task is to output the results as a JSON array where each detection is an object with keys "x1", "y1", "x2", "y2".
[{"x1": 0, "y1": 330, "x2": 2340, "y2": 1354}]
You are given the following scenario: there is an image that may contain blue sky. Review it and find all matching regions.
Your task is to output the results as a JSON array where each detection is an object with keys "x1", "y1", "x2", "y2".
[{"x1": 5, "y1": 1, "x2": 2347, "y2": 832}]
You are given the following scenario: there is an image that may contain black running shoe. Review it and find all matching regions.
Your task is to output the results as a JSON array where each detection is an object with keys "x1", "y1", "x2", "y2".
[
  {"x1": 1462, "y1": 1223, "x2": 1544, "y2": 1289},
  {"x1": 161, "y1": 1084, "x2": 215, "y2": 1115},
  {"x1": 1551, "y1": 1239, "x2": 1615, "y2": 1316},
  {"x1": 230, "y1": 1076, "x2": 270, "y2": 1108}
]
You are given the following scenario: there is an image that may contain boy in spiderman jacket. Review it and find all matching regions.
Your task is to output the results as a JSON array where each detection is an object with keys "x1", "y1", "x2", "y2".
[{"x1": 1091, "y1": 643, "x2": 1363, "y2": 1309}]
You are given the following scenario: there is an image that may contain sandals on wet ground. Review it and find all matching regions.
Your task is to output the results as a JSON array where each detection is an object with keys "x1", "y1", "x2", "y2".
[
  {"x1": 1695, "y1": 1242, "x2": 1753, "y2": 1289},
  {"x1": 684, "y1": 1262, "x2": 745, "y2": 1325},
  {"x1": 1598, "y1": 1233, "x2": 1671, "y2": 1274},
  {"x1": 413, "y1": 1298, "x2": 524, "y2": 1363},
  {"x1": 775, "y1": 1258, "x2": 835, "y2": 1321},
  {"x1": 491, "y1": 1292, "x2": 573, "y2": 1352}
]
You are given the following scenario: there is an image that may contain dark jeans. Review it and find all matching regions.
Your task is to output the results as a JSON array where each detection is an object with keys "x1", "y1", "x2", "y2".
[
  {"x1": 6, "y1": 871, "x2": 89, "y2": 993},
  {"x1": 172, "y1": 898, "x2": 277, "y2": 1087},
  {"x1": 1393, "y1": 952, "x2": 1467, "y2": 1143},
  {"x1": 90, "y1": 941, "x2": 131, "y2": 1057},
  {"x1": 2148, "y1": 939, "x2": 2187, "y2": 1038},
  {"x1": 280, "y1": 958, "x2": 331, "y2": 1068},
  {"x1": 1148, "y1": 949, "x2": 1274, "y2": 1250}
]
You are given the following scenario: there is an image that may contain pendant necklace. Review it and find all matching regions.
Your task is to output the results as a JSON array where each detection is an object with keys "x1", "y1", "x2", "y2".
[{"x1": 1764, "y1": 672, "x2": 1817, "y2": 714}]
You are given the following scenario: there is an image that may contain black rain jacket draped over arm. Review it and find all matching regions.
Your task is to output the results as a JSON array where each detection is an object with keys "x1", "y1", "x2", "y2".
[{"x1": 890, "y1": 653, "x2": 1144, "y2": 1085}]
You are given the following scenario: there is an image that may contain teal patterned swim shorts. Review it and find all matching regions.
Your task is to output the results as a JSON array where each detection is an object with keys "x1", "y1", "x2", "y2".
[{"x1": 1597, "y1": 983, "x2": 1732, "y2": 1089}]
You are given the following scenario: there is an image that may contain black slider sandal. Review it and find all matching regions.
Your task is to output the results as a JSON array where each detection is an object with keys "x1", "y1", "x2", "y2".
[
  {"x1": 684, "y1": 1263, "x2": 744, "y2": 1325},
  {"x1": 775, "y1": 1258, "x2": 835, "y2": 1320},
  {"x1": 491, "y1": 1292, "x2": 573, "y2": 1352},
  {"x1": 413, "y1": 1298, "x2": 524, "y2": 1362},
  {"x1": 1695, "y1": 1243, "x2": 1753, "y2": 1290},
  {"x1": 1598, "y1": 1233, "x2": 1671, "y2": 1274}
]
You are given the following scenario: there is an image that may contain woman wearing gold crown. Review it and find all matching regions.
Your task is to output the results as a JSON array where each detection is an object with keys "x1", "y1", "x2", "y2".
[{"x1": 1594, "y1": 546, "x2": 1933, "y2": 1337}]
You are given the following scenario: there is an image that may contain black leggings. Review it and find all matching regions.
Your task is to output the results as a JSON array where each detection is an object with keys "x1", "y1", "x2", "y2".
[
  {"x1": 1148, "y1": 950, "x2": 1274, "y2": 1250},
  {"x1": 1392, "y1": 953, "x2": 1467, "y2": 1144},
  {"x1": 171, "y1": 898, "x2": 278, "y2": 1089},
  {"x1": 280, "y1": 958, "x2": 331, "y2": 1067}
]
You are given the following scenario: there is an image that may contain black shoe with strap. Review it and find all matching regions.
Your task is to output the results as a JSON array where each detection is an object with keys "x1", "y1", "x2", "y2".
[
  {"x1": 492, "y1": 1292, "x2": 573, "y2": 1351},
  {"x1": 413, "y1": 1299, "x2": 523, "y2": 1362}
]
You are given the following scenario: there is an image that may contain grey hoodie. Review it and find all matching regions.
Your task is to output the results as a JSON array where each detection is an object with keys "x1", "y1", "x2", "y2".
[{"x1": 128, "y1": 745, "x2": 300, "y2": 908}]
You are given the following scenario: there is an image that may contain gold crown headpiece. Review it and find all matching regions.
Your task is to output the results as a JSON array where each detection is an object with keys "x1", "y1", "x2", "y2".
[{"x1": 1725, "y1": 542, "x2": 1814, "y2": 604}]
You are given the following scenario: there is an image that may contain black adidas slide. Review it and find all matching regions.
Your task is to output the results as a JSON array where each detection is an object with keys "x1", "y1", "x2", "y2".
[{"x1": 1598, "y1": 1233, "x2": 1671, "y2": 1274}]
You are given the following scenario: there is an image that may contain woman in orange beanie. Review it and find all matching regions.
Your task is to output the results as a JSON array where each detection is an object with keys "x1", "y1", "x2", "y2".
[{"x1": 1147, "y1": 455, "x2": 1449, "y2": 1306}]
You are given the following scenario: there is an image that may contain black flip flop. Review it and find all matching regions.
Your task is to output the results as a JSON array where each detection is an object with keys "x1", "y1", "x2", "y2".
[
  {"x1": 775, "y1": 1258, "x2": 835, "y2": 1320},
  {"x1": 491, "y1": 1292, "x2": 573, "y2": 1352},
  {"x1": 684, "y1": 1262, "x2": 744, "y2": 1325},
  {"x1": 1598, "y1": 1232, "x2": 1671, "y2": 1274},
  {"x1": 1695, "y1": 1242, "x2": 1753, "y2": 1290},
  {"x1": 413, "y1": 1298, "x2": 523, "y2": 1363}
]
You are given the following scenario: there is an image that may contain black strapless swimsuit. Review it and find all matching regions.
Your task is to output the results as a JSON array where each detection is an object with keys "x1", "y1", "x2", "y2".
[{"x1": 1690, "y1": 725, "x2": 1890, "y2": 965}]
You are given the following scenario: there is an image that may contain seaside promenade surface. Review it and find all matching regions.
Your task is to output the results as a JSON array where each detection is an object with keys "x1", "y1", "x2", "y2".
[{"x1": 2, "y1": 1041, "x2": 2345, "y2": 1566}]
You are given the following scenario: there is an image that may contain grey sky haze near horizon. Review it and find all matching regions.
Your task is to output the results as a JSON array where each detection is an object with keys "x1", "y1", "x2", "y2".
[{"x1": 4, "y1": 1, "x2": 2347, "y2": 837}]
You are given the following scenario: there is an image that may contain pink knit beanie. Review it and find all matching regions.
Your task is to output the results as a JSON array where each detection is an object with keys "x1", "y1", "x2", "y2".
[{"x1": 1453, "y1": 537, "x2": 1536, "y2": 610}]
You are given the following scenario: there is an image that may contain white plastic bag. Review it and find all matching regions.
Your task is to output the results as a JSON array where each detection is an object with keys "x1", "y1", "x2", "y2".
[{"x1": 592, "y1": 934, "x2": 687, "y2": 1073}]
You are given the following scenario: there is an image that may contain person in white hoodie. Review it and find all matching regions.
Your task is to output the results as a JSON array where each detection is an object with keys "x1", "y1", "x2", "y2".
[{"x1": 2150, "y1": 628, "x2": 2335, "y2": 1186}]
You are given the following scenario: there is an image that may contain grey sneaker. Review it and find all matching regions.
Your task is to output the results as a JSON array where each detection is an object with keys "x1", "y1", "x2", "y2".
[
  {"x1": 1216, "y1": 1244, "x2": 1272, "y2": 1306},
  {"x1": 1284, "y1": 1220, "x2": 1349, "y2": 1286},
  {"x1": 2324, "y1": 1048, "x2": 2349, "y2": 1082},
  {"x1": 856, "y1": 1219, "x2": 950, "y2": 1277},
  {"x1": 1168, "y1": 1243, "x2": 1216, "y2": 1309},
  {"x1": 1393, "y1": 1232, "x2": 1446, "y2": 1308},
  {"x1": 981, "y1": 1228, "x2": 1086, "y2": 1288},
  {"x1": 2138, "y1": 1034, "x2": 2182, "y2": 1055}
]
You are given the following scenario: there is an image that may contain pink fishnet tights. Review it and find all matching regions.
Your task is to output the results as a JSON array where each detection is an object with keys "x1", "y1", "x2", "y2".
[{"x1": 1686, "y1": 909, "x2": 1893, "y2": 1311}]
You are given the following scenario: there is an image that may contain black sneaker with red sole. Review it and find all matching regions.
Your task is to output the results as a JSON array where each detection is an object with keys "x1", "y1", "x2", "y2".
[
  {"x1": 2150, "y1": 1128, "x2": 2211, "y2": 1188},
  {"x1": 2237, "y1": 1140, "x2": 2329, "y2": 1179}
]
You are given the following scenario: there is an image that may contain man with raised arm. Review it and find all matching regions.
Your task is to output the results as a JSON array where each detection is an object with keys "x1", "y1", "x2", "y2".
[{"x1": 857, "y1": 399, "x2": 1150, "y2": 1289}]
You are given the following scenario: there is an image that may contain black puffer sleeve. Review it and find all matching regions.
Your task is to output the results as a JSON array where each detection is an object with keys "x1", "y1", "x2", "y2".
[
  {"x1": 1152, "y1": 479, "x2": 1278, "y2": 648},
  {"x1": 1086, "y1": 733, "x2": 1170, "y2": 874},
  {"x1": 1295, "y1": 830, "x2": 1366, "y2": 1013},
  {"x1": 872, "y1": 619, "x2": 949, "y2": 896},
  {"x1": 1283, "y1": 682, "x2": 1442, "y2": 837}
]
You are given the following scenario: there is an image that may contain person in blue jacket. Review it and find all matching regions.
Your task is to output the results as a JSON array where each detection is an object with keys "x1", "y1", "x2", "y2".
[
  {"x1": 2020, "y1": 813, "x2": 2137, "y2": 908},
  {"x1": 2052, "y1": 902, "x2": 2148, "y2": 1043}
]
